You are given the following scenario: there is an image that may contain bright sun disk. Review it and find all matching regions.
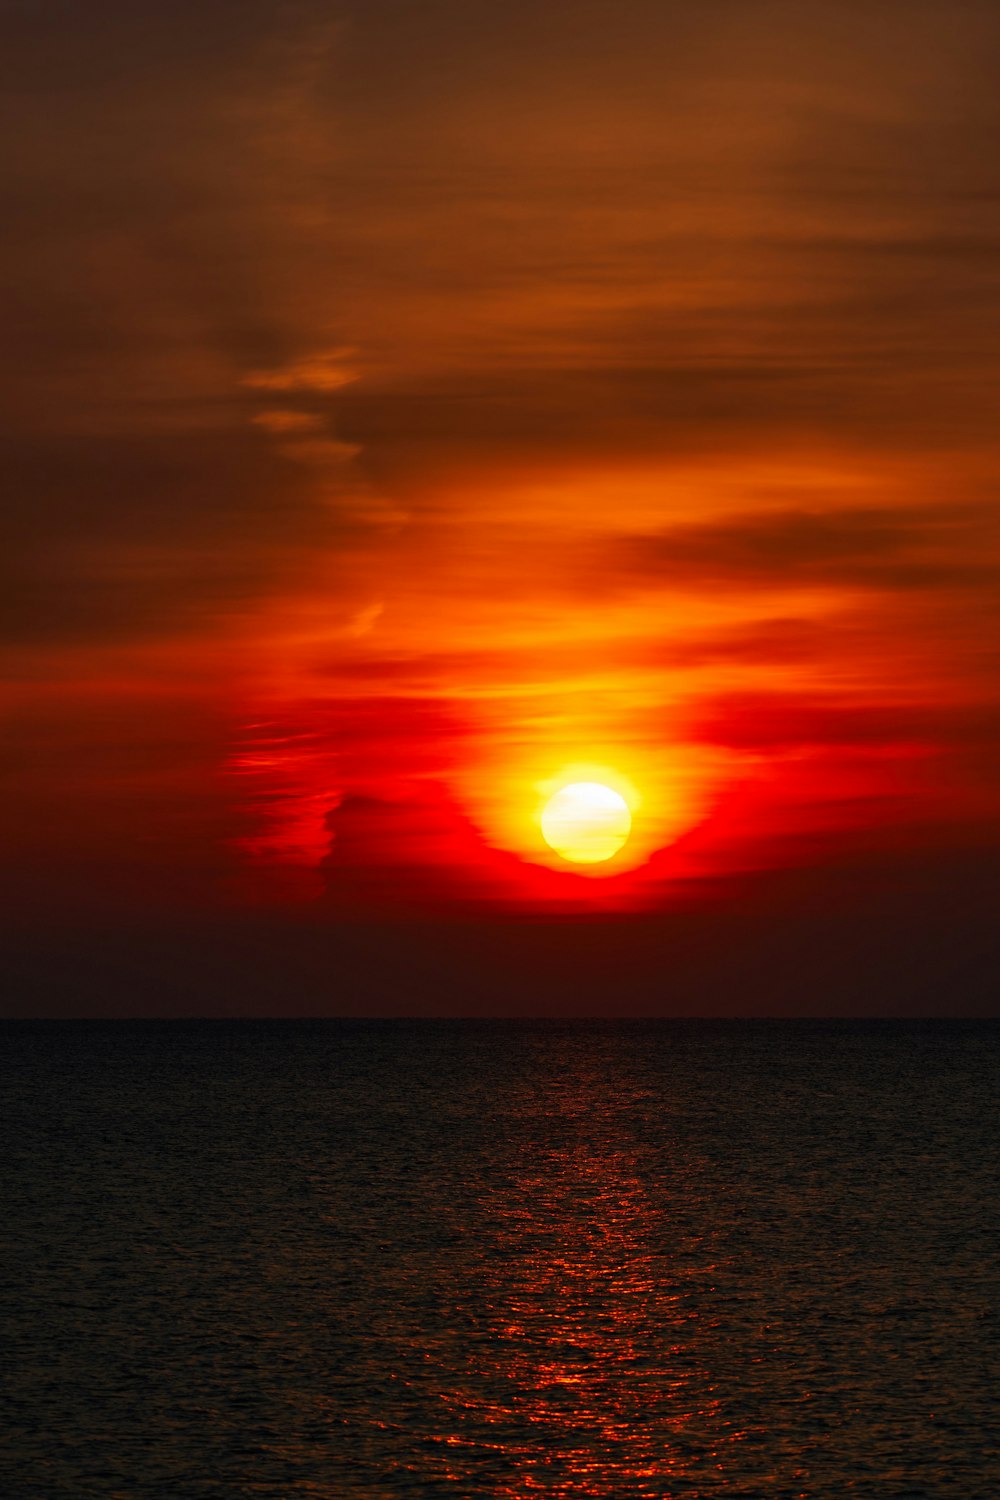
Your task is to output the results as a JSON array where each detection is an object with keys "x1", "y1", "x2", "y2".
[{"x1": 540, "y1": 781, "x2": 632, "y2": 865}]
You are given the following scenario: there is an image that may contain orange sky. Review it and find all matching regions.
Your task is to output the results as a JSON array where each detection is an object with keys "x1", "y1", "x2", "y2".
[{"x1": 3, "y1": 2, "x2": 1000, "y2": 1010}]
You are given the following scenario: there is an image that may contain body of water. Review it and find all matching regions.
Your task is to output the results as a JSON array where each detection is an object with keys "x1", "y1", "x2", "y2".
[{"x1": 2, "y1": 1020, "x2": 997, "y2": 1496}]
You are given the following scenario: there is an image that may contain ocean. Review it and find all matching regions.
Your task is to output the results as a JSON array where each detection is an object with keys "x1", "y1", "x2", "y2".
[{"x1": 2, "y1": 1020, "x2": 997, "y2": 1497}]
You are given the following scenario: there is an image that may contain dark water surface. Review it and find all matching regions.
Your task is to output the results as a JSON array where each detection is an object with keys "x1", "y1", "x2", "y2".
[{"x1": 2, "y1": 1021, "x2": 997, "y2": 1498}]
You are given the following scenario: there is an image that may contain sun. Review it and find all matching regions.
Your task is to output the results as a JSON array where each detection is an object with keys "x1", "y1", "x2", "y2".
[{"x1": 540, "y1": 781, "x2": 632, "y2": 865}]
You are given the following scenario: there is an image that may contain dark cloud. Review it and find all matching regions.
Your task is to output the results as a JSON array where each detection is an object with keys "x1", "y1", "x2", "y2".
[
  {"x1": 602, "y1": 506, "x2": 999, "y2": 595},
  {"x1": 0, "y1": 2, "x2": 359, "y2": 652},
  {"x1": 693, "y1": 692, "x2": 1000, "y2": 752},
  {"x1": 6, "y1": 0, "x2": 1000, "y2": 653},
  {"x1": 0, "y1": 432, "x2": 360, "y2": 645}
]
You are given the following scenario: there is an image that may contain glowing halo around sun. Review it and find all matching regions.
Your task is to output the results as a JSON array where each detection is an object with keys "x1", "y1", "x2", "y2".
[
  {"x1": 454, "y1": 750, "x2": 704, "y2": 883},
  {"x1": 540, "y1": 781, "x2": 633, "y2": 865}
]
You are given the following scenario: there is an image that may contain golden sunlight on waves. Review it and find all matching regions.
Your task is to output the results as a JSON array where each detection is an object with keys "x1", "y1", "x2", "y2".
[{"x1": 417, "y1": 1054, "x2": 737, "y2": 1498}]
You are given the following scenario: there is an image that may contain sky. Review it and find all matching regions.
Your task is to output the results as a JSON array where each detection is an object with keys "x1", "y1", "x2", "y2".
[{"x1": 3, "y1": 0, "x2": 1000, "y2": 1014}]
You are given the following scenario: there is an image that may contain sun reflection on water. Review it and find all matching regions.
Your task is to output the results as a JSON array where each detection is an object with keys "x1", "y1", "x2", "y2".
[{"x1": 405, "y1": 1056, "x2": 744, "y2": 1496}]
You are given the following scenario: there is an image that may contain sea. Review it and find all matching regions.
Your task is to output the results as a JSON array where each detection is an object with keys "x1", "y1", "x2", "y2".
[{"x1": 2, "y1": 1020, "x2": 997, "y2": 1498}]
